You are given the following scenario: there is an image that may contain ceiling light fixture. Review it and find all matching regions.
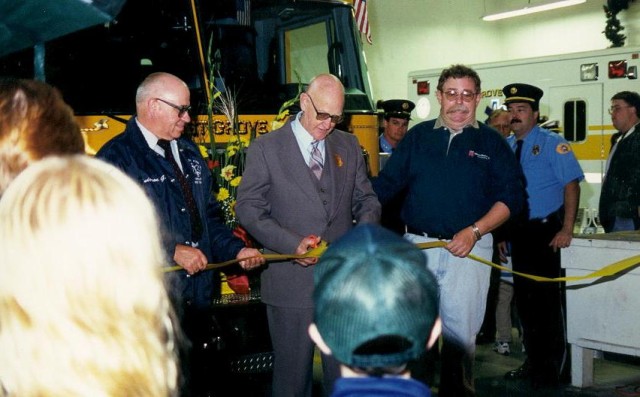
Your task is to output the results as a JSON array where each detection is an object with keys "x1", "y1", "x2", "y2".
[{"x1": 482, "y1": 0, "x2": 586, "y2": 21}]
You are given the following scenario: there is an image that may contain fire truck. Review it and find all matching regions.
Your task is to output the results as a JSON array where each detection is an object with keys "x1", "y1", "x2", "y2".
[
  {"x1": 0, "y1": 0, "x2": 381, "y2": 173},
  {"x1": 0, "y1": 1, "x2": 379, "y2": 391},
  {"x1": 408, "y1": 46, "x2": 640, "y2": 215}
]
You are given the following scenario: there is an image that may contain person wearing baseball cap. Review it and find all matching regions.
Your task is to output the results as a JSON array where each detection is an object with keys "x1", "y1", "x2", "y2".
[
  {"x1": 502, "y1": 83, "x2": 583, "y2": 388},
  {"x1": 379, "y1": 99, "x2": 416, "y2": 153},
  {"x1": 309, "y1": 224, "x2": 441, "y2": 396}
]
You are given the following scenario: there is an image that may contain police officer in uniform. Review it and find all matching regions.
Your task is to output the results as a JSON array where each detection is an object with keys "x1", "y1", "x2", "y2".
[
  {"x1": 502, "y1": 83, "x2": 584, "y2": 388},
  {"x1": 379, "y1": 99, "x2": 415, "y2": 153},
  {"x1": 378, "y1": 99, "x2": 415, "y2": 234}
]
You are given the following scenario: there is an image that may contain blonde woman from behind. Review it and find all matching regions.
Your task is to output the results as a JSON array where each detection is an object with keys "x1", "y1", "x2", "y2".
[{"x1": 0, "y1": 155, "x2": 179, "y2": 397}]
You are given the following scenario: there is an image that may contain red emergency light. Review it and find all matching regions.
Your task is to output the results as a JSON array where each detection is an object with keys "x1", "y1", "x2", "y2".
[
  {"x1": 416, "y1": 80, "x2": 430, "y2": 95},
  {"x1": 608, "y1": 60, "x2": 627, "y2": 79}
]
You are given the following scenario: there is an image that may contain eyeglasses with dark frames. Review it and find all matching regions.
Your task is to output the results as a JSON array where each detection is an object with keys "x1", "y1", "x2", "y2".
[
  {"x1": 440, "y1": 89, "x2": 478, "y2": 103},
  {"x1": 155, "y1": 98, "x2": 192, "y2": 118},
  {"x1": 307, "y1": 95, "x2": 344, "y2": 124}
]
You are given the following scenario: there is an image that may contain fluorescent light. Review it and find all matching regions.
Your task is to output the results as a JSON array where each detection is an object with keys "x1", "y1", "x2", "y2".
[{"x1": 482, "y1": 0, "x2": 586, "y2": 21}]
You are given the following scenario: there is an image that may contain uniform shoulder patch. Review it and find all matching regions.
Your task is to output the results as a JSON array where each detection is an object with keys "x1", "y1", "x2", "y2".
[{"x1": 556, "y1": 143, "x2": 572, "y2": 154}]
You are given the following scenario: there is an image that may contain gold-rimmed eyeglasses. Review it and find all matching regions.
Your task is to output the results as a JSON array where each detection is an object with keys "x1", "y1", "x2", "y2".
[
  {"x1": 155, "y1": 98, "x2": 191, "y2": 118},
  {"x1": 440, "y1": 89, "x2": 477, "y2": 103},
  {"x1": 307, "y1": 95, "x2": 344, "y2": 124}
]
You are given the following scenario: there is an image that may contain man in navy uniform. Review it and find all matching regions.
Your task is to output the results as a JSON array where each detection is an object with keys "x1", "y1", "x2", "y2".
[
  {"x1": 379, "y1": 99, "x2": 415, "y2": 153},
  {"x1": 502, "y1": 83, "x2": 584, "y2": 388},
  {"x1": 378, "y1": 99, "x2": 415, "y2": 235}
]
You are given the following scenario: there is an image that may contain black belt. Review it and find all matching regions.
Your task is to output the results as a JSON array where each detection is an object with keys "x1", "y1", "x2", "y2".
[
  {"x1": 529, "y1": 209, "x2": 562, "y2": 225},
  {"x1": 529, "y1": 217, "x2": 551, "y2": 224},
  {"x1": 406, "y1": 226, "x2": 453, "y2": 240}
]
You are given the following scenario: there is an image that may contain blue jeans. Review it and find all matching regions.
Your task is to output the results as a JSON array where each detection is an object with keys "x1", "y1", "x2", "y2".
[{"x1": 404, "y1": 232, "x2": 493, "y2": 396}]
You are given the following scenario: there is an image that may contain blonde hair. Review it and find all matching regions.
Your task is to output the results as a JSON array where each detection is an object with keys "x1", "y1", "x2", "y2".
[
  {"x1": 0, "y1": 156, "x2": 178, "y2": 397},
  {"x1": 0, "y1": 78, "x2": 85, "y2": 195}
]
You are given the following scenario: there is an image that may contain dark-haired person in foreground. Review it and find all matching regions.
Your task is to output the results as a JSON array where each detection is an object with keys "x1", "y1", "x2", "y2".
[{"x1": 310, "y1": 224, "x2": 441, "y2": 396}]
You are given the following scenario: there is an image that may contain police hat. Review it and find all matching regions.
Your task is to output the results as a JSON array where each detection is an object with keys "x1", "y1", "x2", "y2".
[
  {"x1": 381, "y1": 99, "x2": 415, "y2": 120},
  {"x1": 503, "y1": 83, "x2": 544, "y2": 110}
]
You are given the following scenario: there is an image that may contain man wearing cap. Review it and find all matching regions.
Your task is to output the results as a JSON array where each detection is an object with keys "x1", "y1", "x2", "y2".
[
  {"x1": 502, "y1": 83, "x2": 584, "y2": 388},
  {"x1": 378, "y1": 99, "x2": 415, "y2": 234},
  {"x1": 379, "y1": 99, "x2": 416, "y2": 153},
  {"x1": 309, "y1": 224, "x2": 441, "y2": 396},
  {"x1": 373, "y1": 64, "x2": 526, "y2": 397}
]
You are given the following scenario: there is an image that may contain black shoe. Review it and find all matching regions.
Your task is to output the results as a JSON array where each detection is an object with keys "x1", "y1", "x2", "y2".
[{"x1": 504, "y1": 360, "x2": 531, "y2": 380}]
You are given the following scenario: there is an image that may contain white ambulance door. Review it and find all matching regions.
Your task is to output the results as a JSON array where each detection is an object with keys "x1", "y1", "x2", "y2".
[{"x1": 548, "y1": 83, "x2": 604, "y2": 212}]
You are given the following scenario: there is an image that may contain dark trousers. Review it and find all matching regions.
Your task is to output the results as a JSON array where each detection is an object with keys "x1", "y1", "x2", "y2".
[
  {"x1": 178, "y1": 304, "x2": 227, "y2": 397},
  {"x1": 511, "y1": 216, "x2": 567, "y2": 383},
  {"x1": 266, "y1": 305, "x2": 341, "y2": 397}
]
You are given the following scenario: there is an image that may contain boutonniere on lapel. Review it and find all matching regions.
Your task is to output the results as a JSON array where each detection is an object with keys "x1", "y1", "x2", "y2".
[{"x1": 334, "y1": 154, "x2": 344, "y2": 167}]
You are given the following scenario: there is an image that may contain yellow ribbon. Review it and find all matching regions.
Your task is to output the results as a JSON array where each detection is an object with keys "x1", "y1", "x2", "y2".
[
  {"x1": 163, "y1": 241, "x2": 330, "y2": 273},
  {"x1": 163, "y1": 240, "x2": 640, "y2": 282}
]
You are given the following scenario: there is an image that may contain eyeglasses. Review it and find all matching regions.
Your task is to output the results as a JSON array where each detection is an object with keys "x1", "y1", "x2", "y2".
[
  {"x1": 441, "y1": 89, "x2": 477, "y2": 103},
  {"x1": 608, "y1": 105, "x2": 632, "y2": 115},
  {"x1": 307, "y1": 95, "x2": 344, "y2": 124},
  {"x1": 155, "y1": 98, "x2": 191, "y2": 118}
]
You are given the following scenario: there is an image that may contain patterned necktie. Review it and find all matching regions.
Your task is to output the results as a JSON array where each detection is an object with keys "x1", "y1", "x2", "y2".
[
  {"x1": 515, "y1": 140, "x2": 524, "y2": 162},
  {"x1": 158, "y1": 139, "x2": 203, "y2": 242},
  {"x1": 309, "y1": 140, "x2": 324, "y2": 180}
]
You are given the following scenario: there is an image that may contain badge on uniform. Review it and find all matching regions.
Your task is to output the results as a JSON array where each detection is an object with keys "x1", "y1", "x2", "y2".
[
  {"x1": 555, "y1": 143, "x2": 572, "y2": 154},
  {"x1": 532, "y1": 145, "x2": 540, "y2": 156}
]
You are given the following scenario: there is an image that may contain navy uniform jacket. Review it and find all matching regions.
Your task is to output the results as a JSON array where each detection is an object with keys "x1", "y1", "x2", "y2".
[
  {"x1": 97, "y1": 118, "x2": 244, "y2": 308},
  {"x1": 374, "y1": 118, "x2": 526, "y2": 238}
]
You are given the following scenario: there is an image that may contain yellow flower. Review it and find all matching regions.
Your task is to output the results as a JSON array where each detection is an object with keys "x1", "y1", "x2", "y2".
[
  {"x1": 217, "y1": 187, "x2": 230, "y2": 201},
  {"x1": 221, "y1": 165, "x2": 236, "y2": 181},
  {"x1": 230, "y1": 176, "x2": 242, "y2": 187},
  {"x1": 334, "y1": 154, "x2": 344, "y2": 167},
  {"x1": 226, "y1": 144, "x2": 240, "y2": 157},
  {"x1": 198, "y1": 144, "x2": 209, "y2": 158}
]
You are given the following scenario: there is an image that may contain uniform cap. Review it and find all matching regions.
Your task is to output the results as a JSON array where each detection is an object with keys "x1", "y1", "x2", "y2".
[
  {"x1": 313, "y1": 224, "x2": 439, "y2": 368},
  {"x1": 381, "y1": 99, "x2": 415, "y2": 120},
  {"x1": 503, "y1": 83, "x2": 544, "y2": 107}
]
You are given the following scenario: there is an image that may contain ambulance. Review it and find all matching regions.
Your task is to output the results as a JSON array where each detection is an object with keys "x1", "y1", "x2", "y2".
[{"x1": 408, "y1": 46, "x2": 640, "y2": 218}]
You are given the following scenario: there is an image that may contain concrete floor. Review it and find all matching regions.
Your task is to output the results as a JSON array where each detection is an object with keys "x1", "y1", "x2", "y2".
[
  {"x1": 471, "y1": 337, "x2": 640, "y2": 397},
  {"x1": 231, "y1": 334, "x2": 640, "y2": 396},
  {"x1": 311, "y1": 329, "x2": 640, "y2": 396}
]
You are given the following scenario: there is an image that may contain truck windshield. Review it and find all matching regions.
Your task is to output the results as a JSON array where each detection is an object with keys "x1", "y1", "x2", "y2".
[{"x1": 0, "y1": 0, "x2": 373, "y2": 116}]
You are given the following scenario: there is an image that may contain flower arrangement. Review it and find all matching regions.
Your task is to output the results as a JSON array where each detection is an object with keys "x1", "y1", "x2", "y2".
[
  {"x1": 197, "y1": 43, "x2": 302, "y2": 229},
  {"x1": 203, "y1": 79, "x2": 246, "y2": 229}
]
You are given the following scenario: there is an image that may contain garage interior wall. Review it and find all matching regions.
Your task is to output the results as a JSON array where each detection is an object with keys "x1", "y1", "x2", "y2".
[{"x1": 364, "y1": 0, "x2": 640, "y2": 101}]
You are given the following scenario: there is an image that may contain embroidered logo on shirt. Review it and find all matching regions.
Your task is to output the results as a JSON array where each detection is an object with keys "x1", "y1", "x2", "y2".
[
  {"x1": 468, "y1": 150, "x2": 491, "y2": 160},
  {"x1": 143, "y1": 175, "x2": 167, "y2": 184},
  {"x1": 187, "y1": 158, "x2": 204, "y2": 184},
  {"x1": 556, "y1": 143, "x2": 572, "y2": 154}
]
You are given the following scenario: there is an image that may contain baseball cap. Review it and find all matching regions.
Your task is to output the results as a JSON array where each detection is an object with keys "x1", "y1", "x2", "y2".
[{"x1": 313, "y1": 224, "x2": 439, "y2": 368}]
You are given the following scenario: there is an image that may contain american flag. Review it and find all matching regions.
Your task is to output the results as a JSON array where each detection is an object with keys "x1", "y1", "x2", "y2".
[
  {"x1": 236, "y1": 0, "x2": 250, "y2": 26},
  {"x1": 353, "y1": 0, "x2": 372, "y2": 44}
]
